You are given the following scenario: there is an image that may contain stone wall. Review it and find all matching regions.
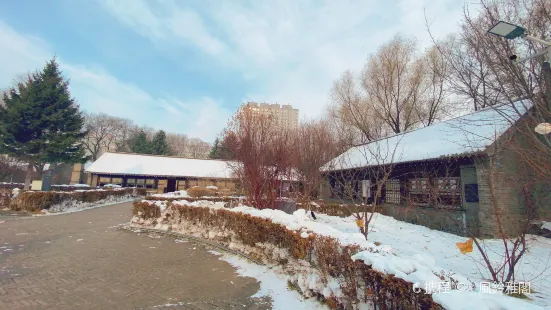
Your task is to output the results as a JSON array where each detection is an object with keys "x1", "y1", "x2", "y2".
[{"x1": 382, "y1": 204, "x2": 467, "y2": 236}]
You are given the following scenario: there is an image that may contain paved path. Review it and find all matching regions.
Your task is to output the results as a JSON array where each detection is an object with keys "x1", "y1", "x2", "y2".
[{"x1": 0, "y1": 202, "x2": 269, "y2": 309}]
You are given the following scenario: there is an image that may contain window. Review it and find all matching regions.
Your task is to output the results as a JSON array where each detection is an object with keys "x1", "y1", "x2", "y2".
[
  {"x1": 409, "y1": 178, "x2": 428, "y2": 193},
  {"x1": 136, "y1": 179, "x2": 145, "y2": 188},
  {"x1": 146, "y1": 179, "x2": 155, "y2": 189},
  {"x1": 111, "y1": 178, "x2": 122, "y2": 185},
  {"x1": 385, "y1": 179, "x2": 401, "y2": 204}
]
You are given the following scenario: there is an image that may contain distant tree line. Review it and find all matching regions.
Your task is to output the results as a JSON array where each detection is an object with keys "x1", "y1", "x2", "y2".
[{"x1": 81, "y1": 112, "x2": 212, "y2": 160}]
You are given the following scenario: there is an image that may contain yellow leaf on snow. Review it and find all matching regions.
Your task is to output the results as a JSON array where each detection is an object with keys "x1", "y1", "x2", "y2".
[
  {"x1": 456, "y1": 238, "x2": 473, "y2": 254},
  {"x1": 355, "y1": 219, "x2": 365, "y2": 228}
]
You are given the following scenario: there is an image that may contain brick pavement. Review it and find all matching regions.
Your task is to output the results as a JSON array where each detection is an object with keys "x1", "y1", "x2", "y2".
[{"x1": 0, "y1": 202, "x2": 270, "y2": 309}]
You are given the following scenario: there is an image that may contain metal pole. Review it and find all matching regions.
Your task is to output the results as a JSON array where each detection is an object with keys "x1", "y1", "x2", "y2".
[{"x1": 524, "y1": 35, "x2": 551, "y2": 47}]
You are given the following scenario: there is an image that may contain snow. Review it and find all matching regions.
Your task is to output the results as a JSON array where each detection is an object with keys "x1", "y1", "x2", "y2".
[
  {"x1": 323, "y1": 100, "x2": 532, "y2": 171},
  {"x1": 218, "y1": 253, "x2": 327, "y2": 310},
  {"x1": 102, "y1": 184, "x2": 121, "y2": 188},
  {"x1": 135, "y1": 199, "x2": 550, "y2": 309},
  {"x1": 38, "y1": 197, "x2": 135, "y2": 216},
  {"x1": 55, "y1": 184, "x2": 90, "y2": 187},
  {"x1": 432, "y1": 291, "x2": 544, "y2": 310},
  {"x1": 86, "y1": 152, "x2": 237, "y2": 179},
  {"x1": 206, "y1": 185, "x2": 218, "y2": 190},
  {"x1": 151, "y1": 190, "x2": 189, "y2": 198},
  {"x1": 541, "y1": 222, "x2": 551, "y2": 231}
]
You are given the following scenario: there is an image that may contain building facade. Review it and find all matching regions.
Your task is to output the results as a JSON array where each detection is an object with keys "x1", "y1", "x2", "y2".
[
  {"x1": 242, "y1": 102, "x2": 299, "y2": 130},
  {"x1": 85, "y1": 152, "x2": 240, "y2": 195},
  {"x1": 322, "y1": 101, "x2": 551, "y2": 238}
]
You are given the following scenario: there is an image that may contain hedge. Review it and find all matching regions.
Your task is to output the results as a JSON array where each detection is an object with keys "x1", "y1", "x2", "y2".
[
  {"x1": 187, "y1": 186, "x2": 217, "y2": 198},
  {"x1": 308, "y1": 202, "x2": 384, "y2": 217},
  {"x1": 51, "y1": 185, "x2": 100, "y2": 191},
  {"x1": 10, "y1": 188, "x2": 146, "y2": 213},
  {"x1": 0, "y1": 189, "x2": 12, "y2": 208},
  {"x1": 0, "y1": 183, "x2": 24, "y2": 189},
  {"x1": 144, "y1": 196, "x2": 243, "y2": 204},
  {"x1": 132, "y1": 201, "x2": 441, "y2": 309}
]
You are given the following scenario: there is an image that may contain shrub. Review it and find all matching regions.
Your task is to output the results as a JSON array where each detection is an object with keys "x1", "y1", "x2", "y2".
[
  {"x1": 132, "y1": 201, "x2": 442, "y2": 309},
  {"x1": 187, "y1": 187, "x2": 217, "y2": 198},
  {"x1": 0, "y1": 183, "x2": 24, "y2": 189},
  {"x1": 51, "y1": 185, "x2": 99, "y2": 192},
  {"x1": 0, "y1": 189, "x2": 12, "y2": 208},
  {"x1": 311, "y1": 202, "x2": 384, "y2": 217},
  {"x1": 144, "y1": 196, "x2": 241, "y2": 204},
  {"x1": 10, "y1": 188, "x2": 146, "y2": 213}
]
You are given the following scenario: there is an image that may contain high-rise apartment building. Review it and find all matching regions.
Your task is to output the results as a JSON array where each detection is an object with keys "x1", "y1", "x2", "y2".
[{"x1": 240, "y1": 102, "x2": 299, "y2": 130}]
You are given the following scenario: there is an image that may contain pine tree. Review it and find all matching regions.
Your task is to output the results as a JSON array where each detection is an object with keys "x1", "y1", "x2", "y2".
[
  {"x1": 209, "y1": 138, "x2": 220, "y2": 159},
  {"x1": 0, "y1": 58, "x2": 87, "y2": 189},
  {"x1": 129, "y1": 130, "x2": 152, "y2": 154},
  {"x1": 151, "y1": 130, "x2": 170, "y2": 155}
]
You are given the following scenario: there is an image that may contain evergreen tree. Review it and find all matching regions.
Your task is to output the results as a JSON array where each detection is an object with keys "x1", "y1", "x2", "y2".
[
  {"x1": 209, "y1": 138, "x2": 220, "y2": 159},
  {"x1": 209, "y1": 136, "x2": 235, "y2": 160},
  {"x1": 151, "y1": 130, "x2": 170, "y2": 155},
  {"x1": 0, "y1": 58, "x2": 87, "y2": 189},
  {"x1": 128, "y1": 130, "x2": 152, "y2": 154}
]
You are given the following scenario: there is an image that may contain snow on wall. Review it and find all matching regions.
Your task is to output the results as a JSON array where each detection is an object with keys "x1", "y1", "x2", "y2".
[
  {"x1": 322, "y1": 100, "x2": 532, "y2": 171},
  {"x1": 86, "y1": 152, "x2": 237, "y2": 179}
]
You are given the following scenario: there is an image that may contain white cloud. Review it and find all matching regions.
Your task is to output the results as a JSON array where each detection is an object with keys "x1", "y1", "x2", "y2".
[
  {"x1": 0, "y1": 20, "x2": 223, "y2": 143},
  {"x1": 98, "y1": 0, "x2": 225, "y2": 55},
  {"x1": 99, "y1": 0, "x2": 466, "y2": 121}
]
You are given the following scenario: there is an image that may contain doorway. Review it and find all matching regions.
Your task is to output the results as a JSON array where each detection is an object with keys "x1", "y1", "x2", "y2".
[{"x1": 167, "y1": 179, "x2": 176, "y2": 193}]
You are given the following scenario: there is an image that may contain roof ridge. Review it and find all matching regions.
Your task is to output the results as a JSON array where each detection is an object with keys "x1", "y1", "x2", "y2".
[
  {"x1": 103, "y1": 151, "x2": 233, "y2": 162},
  {"x1": 351, "y1": 100, "x2": 531, "y2": 149}
]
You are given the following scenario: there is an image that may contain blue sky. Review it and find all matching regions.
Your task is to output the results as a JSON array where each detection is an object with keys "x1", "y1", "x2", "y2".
[{"x1": 0, "y1": 0, "x2": 466, "y2": 143}]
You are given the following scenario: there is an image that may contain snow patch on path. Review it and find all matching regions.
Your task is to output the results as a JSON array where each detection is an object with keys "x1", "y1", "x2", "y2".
[{"x1": 218, "y1": 253, "x2": 326, "y2": 310}]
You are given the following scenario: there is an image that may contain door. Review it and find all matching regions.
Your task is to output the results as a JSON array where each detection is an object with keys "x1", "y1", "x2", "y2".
[{"x1": 167, "y1": 179, "x2": 176, "y2": 193}]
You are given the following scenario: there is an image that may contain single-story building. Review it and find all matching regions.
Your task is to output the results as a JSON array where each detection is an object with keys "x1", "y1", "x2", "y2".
[
  {"x1": 322, "y1": 100, "x2": 551, "y2": 238},
  {"x1": 85, "y1": 152, "x2": 240, "y2": 194}
]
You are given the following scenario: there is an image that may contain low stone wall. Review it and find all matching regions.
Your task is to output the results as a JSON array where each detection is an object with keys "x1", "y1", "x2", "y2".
[{"x1": 382, "y1": 204, "x2": 467, "y2": 236}]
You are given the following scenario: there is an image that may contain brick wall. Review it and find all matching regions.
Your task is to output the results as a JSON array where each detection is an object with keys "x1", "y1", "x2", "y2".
[{"x1": 474, "y1": 115, "x2": 551, "y2": 238}]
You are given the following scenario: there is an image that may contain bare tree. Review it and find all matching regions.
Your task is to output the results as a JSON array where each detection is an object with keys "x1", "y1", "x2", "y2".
[
  {"x1": 331, "y1": 35, "x2": 452, "y2": 145},
  {"x1": 187, "y1": 138, "x2": 211, "y2": 159},
  {"x1": 0, "y1": 155, "x2": 26, "y2": 182},
  {"x1": 331, "y1": 71, "x2": 387, "y2": 144},
  {"x1": 362, "y1": 35, "x2": 427, "y2": 134},
  {"x1": 166, "y1": 133, "x2": 189, "y2": 156},
  {"x1": 223, "y1": 106, "x2": 295, "y2": 209},
  {"x1": 292, "y1": 119, "x2": 344, "y2": 205},
  {"x1": 323, "y1": 136, "x2": 402, "y2": 240},
  {"x1": 82, "y1": 113, "x2": 113, "y2": 161}
]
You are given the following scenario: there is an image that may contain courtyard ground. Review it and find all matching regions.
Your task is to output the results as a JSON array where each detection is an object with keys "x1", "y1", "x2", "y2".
[{"x1": 0, "y1": 201, "x2": 270, "y2": 309}]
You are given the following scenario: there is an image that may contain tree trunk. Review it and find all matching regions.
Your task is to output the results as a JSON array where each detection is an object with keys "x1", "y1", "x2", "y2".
[
  {"x1": 542, "y1": 61, "x2": 551, "y2": 117},
  {"x1": 24, "y1": 163, "x2": 33, "y2": 190}
]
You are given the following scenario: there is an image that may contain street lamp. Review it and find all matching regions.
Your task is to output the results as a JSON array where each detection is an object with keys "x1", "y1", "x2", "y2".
[
  {"x1": 488, "y1": 21, "x2": 526, "y2": 39},
  {"x1": 535, "y1": 123, "x2": 551, "y2": 135},
  {"x1": 487, "y1": 20, "x2": 551, "y2": 64}
]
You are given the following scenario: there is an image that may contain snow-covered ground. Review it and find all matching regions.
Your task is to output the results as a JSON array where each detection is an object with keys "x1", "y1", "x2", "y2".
[
  {"x1": 38, "y1": 196, "x2": 136, "y2": 215},
  {"x1": 137, "y1": 199, "x2": 551, "y2": 309},
  {"x1": 151, "y1": 190, "x2": 189, "y2": 198},
  {"x1": 210, "y1": 250, "x2": 326, "y2": 310}
]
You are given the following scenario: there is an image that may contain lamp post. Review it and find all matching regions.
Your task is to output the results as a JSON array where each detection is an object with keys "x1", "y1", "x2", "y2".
[
  {"x1": 488, "y1": 20, "x2": 551, "y2": 122},
  {"x1": 487, "y1": 21, "x2": 551, "y2": 64}
]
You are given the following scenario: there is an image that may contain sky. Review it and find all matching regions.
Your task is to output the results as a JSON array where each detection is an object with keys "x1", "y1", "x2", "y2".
[{"x1": 0, "y1": 0, "x2": 468, "y2": 143}]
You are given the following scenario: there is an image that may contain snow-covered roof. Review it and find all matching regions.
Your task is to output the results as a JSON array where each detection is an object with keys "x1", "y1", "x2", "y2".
[
  {"x1": 322, "y1": 100, "x2": 532, "y2": 172},
  {"x1": 85, "y1": 152, "x2": 237, "y2": 179}
]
